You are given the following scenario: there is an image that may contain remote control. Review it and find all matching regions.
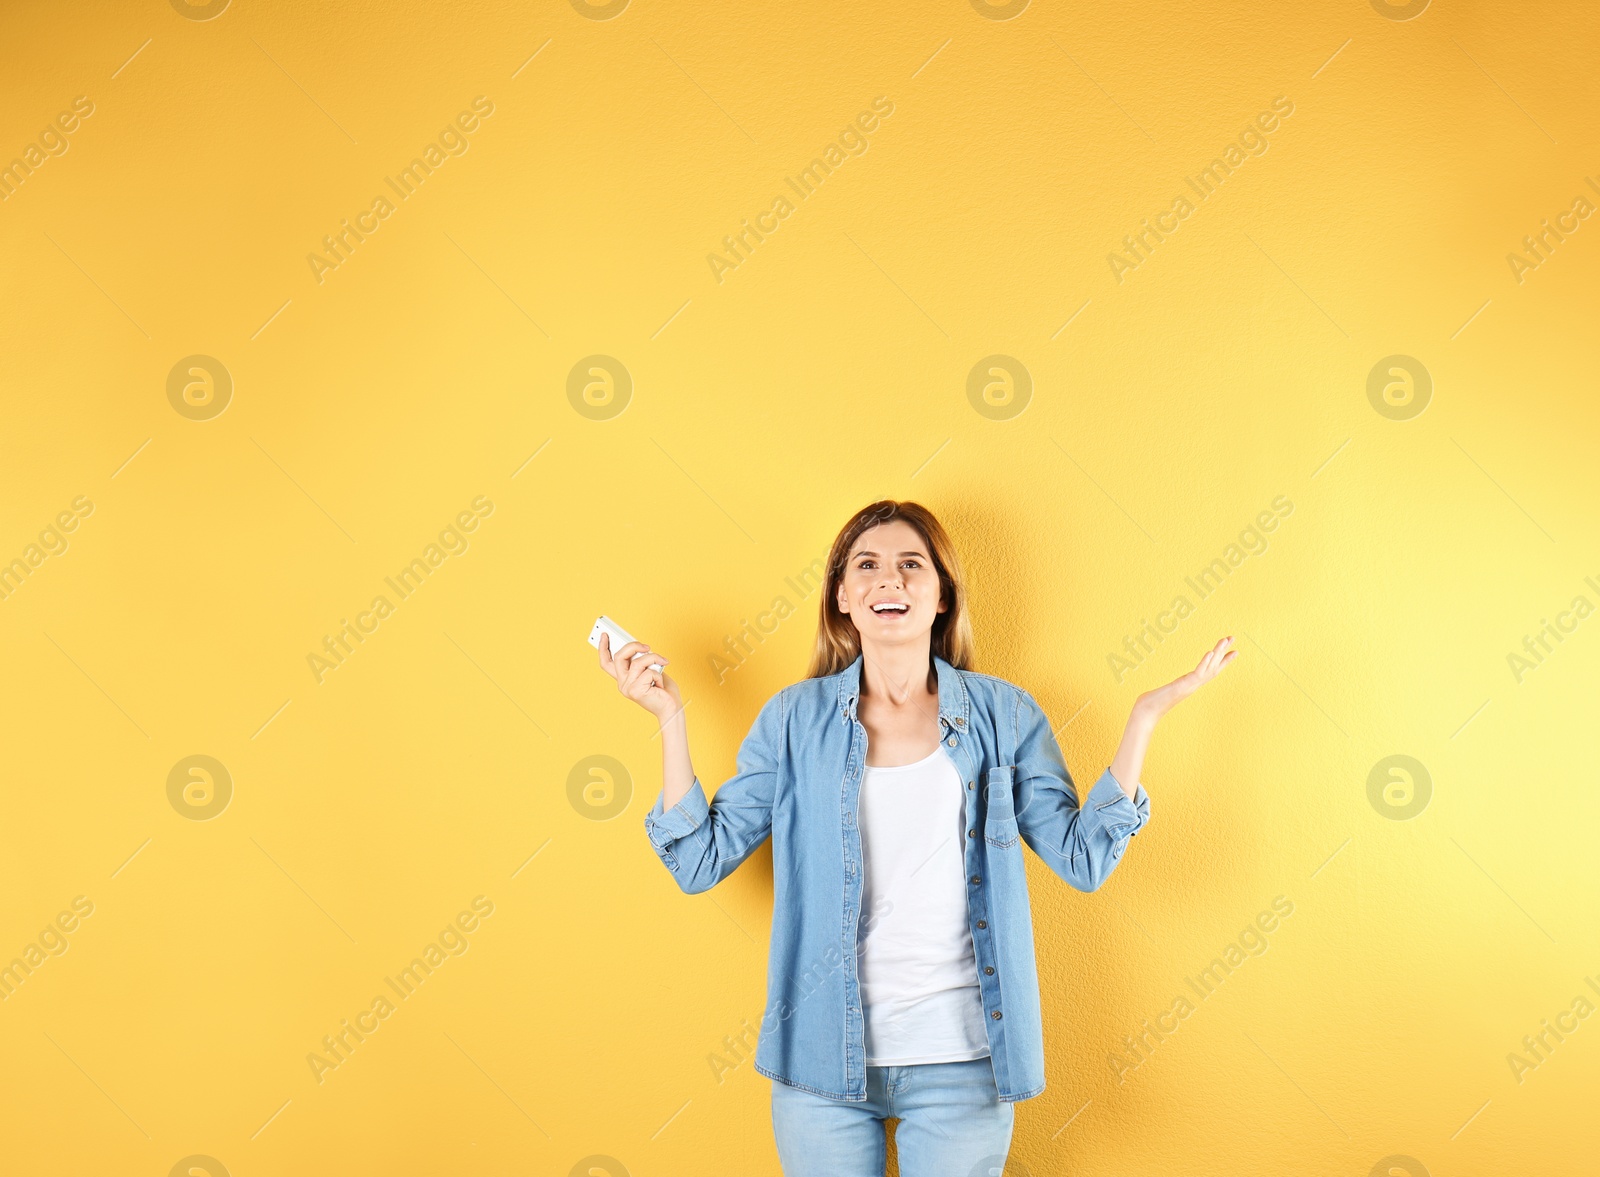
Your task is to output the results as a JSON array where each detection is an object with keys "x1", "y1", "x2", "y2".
[{"x1": 588, "y1": 615, "x2": 664, "y2": 672}]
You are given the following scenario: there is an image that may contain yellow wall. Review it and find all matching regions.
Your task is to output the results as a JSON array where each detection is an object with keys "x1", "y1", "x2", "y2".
[{"x1": 2, "y1": 0, "x2": 1597, "y2": 1173}]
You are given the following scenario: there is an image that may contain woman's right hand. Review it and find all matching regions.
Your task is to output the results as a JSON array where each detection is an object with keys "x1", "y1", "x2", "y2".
[{"x1": 599, "y1": 633, "x2": 682, "y2": 721}]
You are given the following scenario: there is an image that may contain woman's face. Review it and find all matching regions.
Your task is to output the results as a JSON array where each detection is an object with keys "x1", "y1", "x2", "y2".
[{"x1": 835, "y1": 519, "x2": 946, "y2": 646}]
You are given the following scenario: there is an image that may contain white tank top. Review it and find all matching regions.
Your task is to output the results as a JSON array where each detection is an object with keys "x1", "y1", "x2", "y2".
[{"x1": 855, "y1": 744, "x2": 991, "y2": 1066}]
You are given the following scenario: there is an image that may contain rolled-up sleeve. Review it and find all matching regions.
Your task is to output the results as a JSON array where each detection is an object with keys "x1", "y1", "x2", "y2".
[
  {"x1": 1011, "y1": 687, "x2": 1151, "y2": 892},
  {"x1": 643, "y1": 687, "x2": 785, "y2": 894}
]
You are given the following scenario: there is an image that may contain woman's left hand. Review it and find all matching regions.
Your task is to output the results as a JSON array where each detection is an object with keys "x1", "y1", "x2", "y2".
[{"x1": 1135, "y1": 636, "x2": 1236, "y2": 723}]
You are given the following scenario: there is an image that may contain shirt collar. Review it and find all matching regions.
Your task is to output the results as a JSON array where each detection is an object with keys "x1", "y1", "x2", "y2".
[{"x1": 836, "y1": 651, "x2": 969, "y2": 731}]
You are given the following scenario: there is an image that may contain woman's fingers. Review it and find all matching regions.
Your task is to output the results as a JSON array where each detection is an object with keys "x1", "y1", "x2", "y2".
[
  {"x1": 1196, "y1": 636, "x2": 1235, "y2": 680},
  {"x1": 1182, "y1": 637, "x2": 1228, "y2": 686},
  {"x1": 620, "y1": 648, "x2": 670, "y2": 697},
  {"x1": 612, "y1": 639, "x2": 649, "y2": 665},
  {"x1": 597, "y1": 633, "x2": 681, "y2": 721},
  {"x1": 598, "y1": 632, "x2": 619, "y2": 676},
  {"x1": 624, "y1": 653, "x2": 668, "y2": 687},
  {"x1": 620, "y1": 643, "x2": 663, "y2": 678},
  {"x1": 604, "y1": 638, "x2": 650, "y2": 680},
  {"x1": 1151, "y1": 637, "x2": 1238, "y2": 716},
  {"x1": 599, "y1": 635, "x2": 669, "y2": 702}
]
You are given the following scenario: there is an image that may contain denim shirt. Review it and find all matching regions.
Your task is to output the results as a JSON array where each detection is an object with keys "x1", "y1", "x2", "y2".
[{"x1": 642, "y1": 652, "x2": 1151, "y2": 1103}]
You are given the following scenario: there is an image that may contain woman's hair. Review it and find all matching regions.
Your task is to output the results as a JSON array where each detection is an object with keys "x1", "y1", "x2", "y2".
[{"x1": 804, "y1": 500, "x2": 976, "y2": 679}]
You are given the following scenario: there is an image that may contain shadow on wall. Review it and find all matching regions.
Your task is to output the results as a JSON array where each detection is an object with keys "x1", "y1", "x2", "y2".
[
  {"x1": 938, "y1": 490, "x2": 1281, "y2": 1148},
  {"x1": 937, "y1": 492, "x2": 1033, "y2": 679},
  {"x1": 947, "y1": 486, "x2": 1258, "y2": 901}
]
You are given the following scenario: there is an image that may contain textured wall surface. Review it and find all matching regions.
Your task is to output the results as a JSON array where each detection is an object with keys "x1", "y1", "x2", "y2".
[{"x1": 1, "y1": 0, "x2": 1597, "y2": 1174}]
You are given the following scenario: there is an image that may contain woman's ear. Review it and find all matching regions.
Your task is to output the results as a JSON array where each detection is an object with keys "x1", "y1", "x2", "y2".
[{"x1": 836, "y1": 585, "x2": 850, "y2": 614}]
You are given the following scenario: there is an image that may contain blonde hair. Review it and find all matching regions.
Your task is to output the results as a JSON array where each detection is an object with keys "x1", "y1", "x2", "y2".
[{"x1": 804, "y1": 500, "x2": 976, "y2": 681}]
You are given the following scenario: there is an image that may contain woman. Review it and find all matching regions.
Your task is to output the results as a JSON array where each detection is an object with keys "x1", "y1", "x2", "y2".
[{"x1": 598, "y1": 500, "x2": 1234, "y2": 1176}]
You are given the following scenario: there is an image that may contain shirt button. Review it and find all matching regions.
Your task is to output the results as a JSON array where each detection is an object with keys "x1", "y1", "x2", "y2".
[
  {"x1": 970, "y1": 876, "x2": 981, "y2": 885},
  {"x1": 991, "y1": 1010, "x2": 1003, "y2": 1020},
  {"x1": 984, "y1": 966, "x2": 994, "y2": 975},
  {"x1": 947, "y1": 735, "x2": 958, "y2": 746},
  {"x1": 976, "y1": 919, "x2": 987, "y2": 929},
  {"x1": 967, "y1": 829, "x2": 976, "y2": 838},
  {"x1": 967, "y1": 780, "x2": 974, "y2": 789}
]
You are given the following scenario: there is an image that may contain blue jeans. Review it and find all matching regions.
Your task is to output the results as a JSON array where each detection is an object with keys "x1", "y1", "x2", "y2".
[{"x1": 770, "y1": 1058, "x2": 1015, "y2": 1177}]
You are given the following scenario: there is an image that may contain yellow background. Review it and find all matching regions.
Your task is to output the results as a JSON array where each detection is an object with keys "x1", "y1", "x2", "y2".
[{"x1": 2, "y1": 0, "x2": 1597, "y2": 1173}]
